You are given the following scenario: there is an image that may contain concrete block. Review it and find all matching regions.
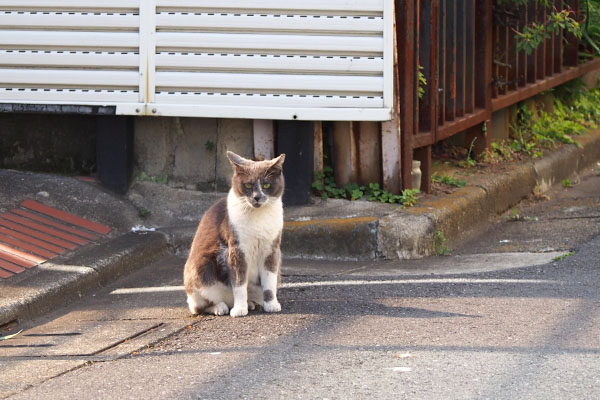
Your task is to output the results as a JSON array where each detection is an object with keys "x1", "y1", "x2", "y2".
[
  {"x1": 490, "y1": 108, "x2": 509, "y2": 142},
  {"x1": 282, "y1": 217, "x2": 379, "y2": 261},
  {"x1": 133, "y1": 116, "x2": 171, "y2": 178},
  {"x1": 216, "y1": 118, "x2": 253, "y2": 190},
  {"x1": 534, "y1": 144, "x2": 580, "y2": 192},
  {"x1": 377, "y1": 213, "x2": 434, "y2": 260},
  {"x1": 172, "y1": 117, "x2": 217, "y2": 188},
  {"x1": 581, "y1": 69, "x2": 600, "y2": 89}
]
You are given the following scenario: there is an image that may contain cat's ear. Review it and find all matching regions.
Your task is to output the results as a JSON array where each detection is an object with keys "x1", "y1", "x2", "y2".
[
  {"x1": 227, "y1": 151, "x2": 251, "y2": 172},
  {"x1": 267, "y1": 153, "x2": 285, "y2": 175}
]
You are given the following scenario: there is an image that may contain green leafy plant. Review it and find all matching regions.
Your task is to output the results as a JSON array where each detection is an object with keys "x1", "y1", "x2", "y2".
[
  {"x1": 458, "y1": 138, "x2": 478, "y2": 168},
  {"x1": 418, "y1": 65, "x2": 427, "y2": 100},
  {"x1": 312, "y1": 169, "x2": 420, "y2": 207},
  {"x1": 553, "y1": 251, "x2": 575, "y2": 261},
  {"x1": 137, "y1": 207, "x2": 151, "y2": 218},
  {"x1": 497, "y1": 0, "x2": 582, "y2": 55},
  {"x1": 509, "y1": 208, "x2": 539, "y2": 221},
  {"x1": 562, "y1": 178, "x2": 574, "y2": 187},
  {"x1": 434, "y1": 231, "x2": 451, "y2": 256},
  {"x1": 431, "y1": 174, "x2": 467, "y2": 188}
]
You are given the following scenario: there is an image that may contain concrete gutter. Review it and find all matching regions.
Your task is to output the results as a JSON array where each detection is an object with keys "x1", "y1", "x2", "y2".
[
  {"x1": 0, "y1": 232, "x2": 169, "y2": 327},
  {"x1": 282, "y1": 132, "x2": 600, "y2": 261}
]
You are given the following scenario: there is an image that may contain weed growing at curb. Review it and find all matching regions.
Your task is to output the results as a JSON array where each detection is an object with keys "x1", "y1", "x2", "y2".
[
  {"x1": 137, "y1": 207, "x2": 151, "y2": 218},
  {"x1": 312, "y1": 167, "x2": 420, "y2": 207},
  {"x1": 553, "y1": 251, "x2": 576, "y2": 262},
  {"x1": 508, "y1": 209, "x2": 539, "y2": 222},
  {"x1": 432, "y1": 173, "x2": 467, "y2": 188},
  {"x1": 434, "y1": 231, "x2": 451, "y2": 256},
  {"x1": 562, "y1": 178, "x2": 574, "y2": 188}
]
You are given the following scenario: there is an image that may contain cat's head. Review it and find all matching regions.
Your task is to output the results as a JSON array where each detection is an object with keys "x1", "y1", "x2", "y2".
[{"x1": 227, "y1": 151, "x2": 285, "y2": 209}]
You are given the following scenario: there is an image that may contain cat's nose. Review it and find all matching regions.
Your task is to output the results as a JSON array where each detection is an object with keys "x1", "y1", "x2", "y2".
[{"x1": 253, "y1": 194, "x2": 261, "y2": 202}]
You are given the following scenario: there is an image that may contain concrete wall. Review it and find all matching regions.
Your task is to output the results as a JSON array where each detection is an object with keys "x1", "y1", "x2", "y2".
[
  {"x1": 133, "y1": 117, "x2": 254, "y2": 191},
  {"x1": 0, "y1": 113, "x2": 96, "y2": 174},
  {"x1": 0, "y1": 114, "x2": 255, "y2": 191}
]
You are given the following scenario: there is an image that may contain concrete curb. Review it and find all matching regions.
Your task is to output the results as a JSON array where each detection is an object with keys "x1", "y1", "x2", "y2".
[
  {"x1": 282, "y1": 132, "x2": 600, "y2": 261},
  {"x1": 0, "y1": 231, "x2": 169, "y2": 326}
]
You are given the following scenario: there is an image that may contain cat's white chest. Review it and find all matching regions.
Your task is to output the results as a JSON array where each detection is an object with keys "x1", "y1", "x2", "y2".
[{"x1": 227, "y1": 191, "x2": 283, "y2": 275}]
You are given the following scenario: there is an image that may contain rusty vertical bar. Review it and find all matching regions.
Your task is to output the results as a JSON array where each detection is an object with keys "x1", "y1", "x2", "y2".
[
  {"x1": 465, "y1": 0, "x2": 475, "y2": 113},
  {"x1": 396, "y1": 0, "x2": 416, "y2": 189},
  {"x1": 418, "y1": 0, "x2": 439, "y2": 137},
  {"x1": 455, "y1": 0, "x2": 466, "y2": 118},
  {"x1": 502, "y1": 5, "x2": 510, "y2": 95},
  {"x1": 554, "y1": 0, "x2": 564, "y2": 73},
  {"x1": 438, "y1": 0, "x2": 446, "y2": 126},
  {"x1": 492, "y1": 10, "x2": 499, "y2": 98},
  {"x1": 508, "y1": 2, "x2": 518, "y2": 91},
  {"x1": 527, "y1": 1, "x2": 537, "y2": 83},
  {"x1": 475, "y1": 0, "x2": 492, "y2": 114},
  {"x1": 518, "y1": 2, "x2": 527, "y2": 86},
  {"x1": 564, "y1": 0, "x2": 580, "y2": 66},
  {"x1": 445, "y1": 0, "x2": 456, "y2": 122},
  {"x1": 545, "y1": 5, "x2": 554, "y2": 76},
  {"x1": 536, "y1": 2, "x2": 546, "y2": 80}
]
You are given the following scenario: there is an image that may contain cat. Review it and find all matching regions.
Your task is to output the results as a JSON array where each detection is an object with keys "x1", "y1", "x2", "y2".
[{"x1": 183, "y1": 150, "x2": 285, "y2": 317}]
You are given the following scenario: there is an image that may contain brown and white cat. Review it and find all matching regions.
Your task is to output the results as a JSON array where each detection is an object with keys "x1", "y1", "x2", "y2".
[{"x1": 183, "y1": 151, "x2": 285, "y2": 317}]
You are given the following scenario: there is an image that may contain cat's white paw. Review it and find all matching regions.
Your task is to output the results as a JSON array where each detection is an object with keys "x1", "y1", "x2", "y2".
[
  {"x1": 207, "y1": 302, "x2": 229, "y2": 316},
  {"x1": 263, "y1": 300, "x2": 281, "y2": 313},
  {"x1": 230, "y1": 306, "x2": 248, "y2": 318}
]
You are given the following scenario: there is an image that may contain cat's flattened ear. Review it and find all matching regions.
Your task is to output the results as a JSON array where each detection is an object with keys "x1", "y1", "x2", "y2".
[
  {"x1": 267, "y1": 153, "x2": 285, "y2": 175},
  {"x1": 226, "y1": 151, "x2": 251, "y2": 169}
]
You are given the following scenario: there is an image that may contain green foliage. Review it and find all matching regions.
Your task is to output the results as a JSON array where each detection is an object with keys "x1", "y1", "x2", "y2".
[
  {"x1": 562, "y1": 178, "x2": 574, "y2": 187},
  {"x1": 312, "y1": 166, "x2": 346, "y2": 199},
  {"x1": 434, "y1": 231, "x2": 451, "y2": 256},
  {"x1": 458, "y1": 138, "x2": 478, "y2": 168},
  {"x1": 137, "y1": 171, "x2": 168, "y2": 184},
  {"x1": 431, "y1": 173, "x2": 467, "y2": 188},
  {"x1": 137, "y1": 207, "x2": 151, "y2": 218},
  {"x1": 509, "y1": 209, "x2": 539, "y2": 221},
  {"x1": 497, "y1": 1, "x2": 582, "y2": 55},
  {"x1": 486, "y1": 82, "x2": 600, "y2": 164},
  {"x1": 552, "y1": 251, "x2": 575, "y2": 261},
  {"x1": 312, "y1": 168, "x2": 420, "y2": 207},
  {"x1": 582, "y1": 0, "x2": 600, "y2": 55},
  {"x1": 418, "y1": 65, "x2": 427, "y2": 100}
]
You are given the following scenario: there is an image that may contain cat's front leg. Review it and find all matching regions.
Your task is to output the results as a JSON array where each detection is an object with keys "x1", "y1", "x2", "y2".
[
  {"x1": 228, "y1": 244, "x2": 249, "y2": 318},
  {"x1": 261, "y1": 245, "x2": 282, "y2": 313}
]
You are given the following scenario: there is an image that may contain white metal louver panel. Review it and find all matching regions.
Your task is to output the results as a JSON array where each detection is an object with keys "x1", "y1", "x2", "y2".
[
  {"x1": 153, "y1": 0, "x2": 393, "y2": 120},
  {"x1": 0, "y1": 0, "x2": 393, "y2": 120},
  {"x1": 0, "y1": 1, "x2": 142, "y2": 107}
]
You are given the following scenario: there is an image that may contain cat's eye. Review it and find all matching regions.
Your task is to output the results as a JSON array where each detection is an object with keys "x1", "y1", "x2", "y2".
[
  {"x1": 263, "y1": 183, "x2": 271, "y2": 189},
  {"x1": 244, "y1": 183, "x2": 252, "y2": 189}
]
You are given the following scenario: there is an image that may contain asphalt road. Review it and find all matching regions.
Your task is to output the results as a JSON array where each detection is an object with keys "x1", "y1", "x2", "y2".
[{"x1": 1, "y1": 169, "x2": 599, "y2": 400}]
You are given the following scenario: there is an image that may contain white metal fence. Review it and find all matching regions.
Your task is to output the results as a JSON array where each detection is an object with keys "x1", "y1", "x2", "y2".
[{"x1": 0, "y1": 0, "x2": 393, "y2": 120}]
